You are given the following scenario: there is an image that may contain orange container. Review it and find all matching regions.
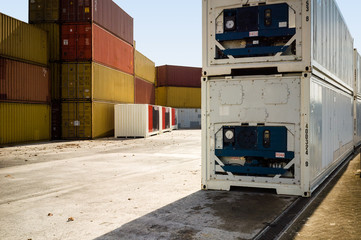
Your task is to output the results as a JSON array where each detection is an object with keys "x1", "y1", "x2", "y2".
[
  {"x1": 134, "y1": 77, "x2": 155, "y2": 105},
  {"x1": 0, "y1": 57, "x2": 50, "y2": 103},
  {"x1": 61, "y1": 23, "x2": 134, "y2": 75}
]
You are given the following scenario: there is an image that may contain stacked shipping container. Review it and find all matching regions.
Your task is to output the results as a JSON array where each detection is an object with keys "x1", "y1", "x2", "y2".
[
  {"x1": 0, "y1": 13, "x2": 51, "y2": 145},
  {"x1": 134, "y1": 50, "x2": 156, "y2": 105},
  {"x1": 155, "y1": 65, "x2": 201, "y2": 108},
  {"x1": 29, "y1": 0, "x2": 62, "y2": 139},
  {"x1": 58, "y1": 0, "x2": 134, "y2": 139}
]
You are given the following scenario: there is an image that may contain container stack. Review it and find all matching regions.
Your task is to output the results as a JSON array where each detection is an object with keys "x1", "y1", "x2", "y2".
[
  {"x1": 59, "y1": 0, "x2": 134, "y2": 139},
  {"x1": 0, "y1": 13, "x2": 51, "y2": 145},
  {"x1": 155, "y1": 65, "x2": 201, "y2": 108},
  {"x1": 134, "y1": 50, "x2": 156, "y2": 105},
  {"x1": 29, "y1": 0, "x2": 62, "y2": 139},
  {"x1": 155, "y1": 65, "x2": 202, "y2": 129}
]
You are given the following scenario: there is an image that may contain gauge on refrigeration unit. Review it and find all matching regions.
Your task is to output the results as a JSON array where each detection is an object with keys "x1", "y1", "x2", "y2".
[
  {"x1": 224, "y1": 129, "x2": 234, "y2": 140},
  {"x1": 225, "y1": 20, "x2": 235, "y2": 30}
]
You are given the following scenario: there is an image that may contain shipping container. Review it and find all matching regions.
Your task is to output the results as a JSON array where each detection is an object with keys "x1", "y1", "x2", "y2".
[
  {"x1": 202, "y1": 73, "x2": 354, "y2": 196},
  {"x1": 171, "y1": 108, "x2": 178, "y2": 130},
  {"x1": 51, "y1": 100, "x2": 62, "y2": 139},
  {"x1": 156, "y1": 87, "x2": 201, "y2": 108},
  {"x1": 62, "y1": 101, "x2": 116, "y2": 139},
  {"x1": 29, "y1": 0, "x2": 60, "y2": 23},
  {"x1": 0, "y1": 13, "x2": 48, "y2": 66},
  {"x1": 161, "y1": 107, "x2": 172, "y2": 133},
  {"x1": 134, "y1": 77, "x2": 155, "y2": 105},
  {"x1": 61, "y1": 62, "x2": 134, "y2": 102},
  {"x1": 0, "y1": 57, "x2": 50, "y2": 103},
  {"x1": 156, "y1": 65, "x2": 202, "y2": 88},
  {"x1": 203, "y1": 0, "x2": 354, "y2": 91},
  {"x1": 114, "y1": 104, "x2": 162, "y2": 138},
  {"x1": 61, "y1": 0, "x2": 133, "y2": 45},
  {"x1": 61, "y1": 23, "x2": 134, "y2": 75},
  {"x1": 135, "y1": 51, "x2": 156, "y2": 83},
  {"x1": 49, "y1": 62, "x2": 62, "y2": 100},
  {"x1": 0, "y1": 102, "x2": 51, "y2": 145},
  {"x1": 33, "y1": 23, "x2": 60, "y2": 61},
  {"x1": 177, "y1": 108, "x2": 201, "y2": 129}
]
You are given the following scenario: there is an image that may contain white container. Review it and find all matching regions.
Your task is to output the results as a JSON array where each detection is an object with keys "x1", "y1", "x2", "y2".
[
  {"x1": 114, "y1": 104, "x2": 162, "y2": 138},
  {"x1": 201, "y1": 73, "x2": 354, "y2": 196},
  {"x1": 178, "y1": 108, "x2": 201, "y2": 129},
  {"x1": 354, "y1": 50, "x2": 361, "y2": 147},
  {"x1": 202, "y1": 0, "x2": 354, "y2": 91}
]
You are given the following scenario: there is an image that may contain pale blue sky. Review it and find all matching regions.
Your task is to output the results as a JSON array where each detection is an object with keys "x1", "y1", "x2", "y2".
[{"x1": 0, "y1": 1, "x2": 360, "y2": 67}]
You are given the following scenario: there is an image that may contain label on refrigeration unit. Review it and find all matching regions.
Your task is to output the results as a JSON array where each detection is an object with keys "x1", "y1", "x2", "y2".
[
  {"x1": 253, "y1": 40, "x2": 259, "y2": 45},
  {"x1": 249, "y1": 31, "x2": 258, "y2": 37},
  {"x1": 63, "y1": 39, "x2": 69, "y2": 46},
  {"x1": 279, "y1": 22, "x2": 287, "y2": 28},
  {"x1": 275, "y1": 152, "x2": 285, "y2": 158},
  {"x1": 74, "y1": 121, "x2": 80, "y2": 126}
]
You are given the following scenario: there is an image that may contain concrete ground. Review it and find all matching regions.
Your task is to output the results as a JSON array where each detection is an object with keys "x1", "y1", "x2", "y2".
[
  {"x1": 0, "y1": 130, "x2": 296, "y2": 240},
  {"x1": 281, "y1": 152, "x2": 361, "y2": 240}
]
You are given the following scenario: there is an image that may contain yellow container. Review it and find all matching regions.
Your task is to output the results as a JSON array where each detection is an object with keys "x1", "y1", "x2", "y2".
[
  {"x1": 156, "y1": 87, "x2": 201, "y2": 108},
  {"x1": 0, "y1": 13, "x2": 48, "y2": 66},
  {"x1": 61, "y1": 62, "x2": 134, "y2": 103},
  {"x1": 135, "y1": 50, "x2": 156, "y2": 83},
  {"x1": 29, "y1": 0, "x2": 60, "y2": 22},
  {"x1": 61, "y1": 101, "x2": 115, "y2": 139},
  {"x1": 50, "y1": 62, "x2": 61, "y2": 100},
  {"x1": 0, "y1": 102, "x2": 51, "y2": 145},
  {"x1": 33, "y1": 23, "x2": 60, "y2": 61}
]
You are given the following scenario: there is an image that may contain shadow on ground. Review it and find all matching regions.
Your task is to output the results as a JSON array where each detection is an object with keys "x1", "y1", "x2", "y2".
[{"x1": 95, "y1": 189, "x2": 297, "y2": 240}]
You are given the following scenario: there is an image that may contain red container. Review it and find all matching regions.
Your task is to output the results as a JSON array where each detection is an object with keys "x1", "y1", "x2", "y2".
[
  {"x1": 61, "y1": 23, "x2": 134, "y2": 75},
  {"x1": 135, "y1": 77, "x2": 155, "y2": 105},
  {"x1": 156, "y1": 65, "x2": 202, "y2": 88},
  {"x1": 61, "y1": 0, "x2": 133, "y2": 45},
  {"x1": 0, "y1": 57, "x2": 50, "y2": 103}
]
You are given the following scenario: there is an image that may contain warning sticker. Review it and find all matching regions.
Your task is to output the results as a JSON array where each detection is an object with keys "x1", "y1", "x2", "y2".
[
  {"x1": 275, "y1": 152, "x2": 285, "y2": 158},
  {"x1": 63, "y1": 39, "x2": 69, "y2": 46},
  {"x1": 249, "y1": 31, "x2": 259, "y2": 37}
]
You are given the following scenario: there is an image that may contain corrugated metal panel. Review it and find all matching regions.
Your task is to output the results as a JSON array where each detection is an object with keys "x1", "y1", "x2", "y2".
[
  {"x1": 92, "y1": 101, "x2": 114, "y2": 138},
  {"x1": 177, "y1": 108, "x2": 201, "y2": 129},
  {"x1": 0, "y1": 13, "x2": 48, "y2": 66},
  {"x1": 61, "y1": 100, "x2": 116, "y2": 139},
  {"x1": 62, "y1": 101, "x2": 92, "y2": 139},
  {"x1": 0, "y1": 57, "x2": 50, "y2": 103},
  {"x1": 61, "y1": 23, "x2": 134, "y2": 75},
  {"x1": 49, "y1": 62, "x2": 61, "y2": 100},
  {"x1": 309, "y1": 77, "x2": 354, "y2": 183},
  {"x1": 0, "y1": 102, "x2": 51, "y2": 145},
  {"x1": 135, "y1": 51, "x2": 155, "y2": 83},
  {"x1": 93, "y1": 24, "x2": 134, "y2": 75},
  {"x1": 93, "y1": 62, "x2": 134, "y2": 103},
  {"x1": 156, "y1": 87, "x2": 201, "y2": 108},
  {"x1": 61, "y1": 62, "x2": 134, "y2": 102},
  {"x1": 34, "y1": 23, "x2": 60, "y2": 61},
  {"x1": 134, "y1": 77, "x2": 155, "y2": 105},
  {"x1": 312, "y1": 0, "x2": 354, "y2": 89},
  {"x1": 29, "y1": 0, "x2": 60, "y2": 23},
  {"x1": 60, "y1": 0, "x2": 133, "y2": 45},
  {"x1": 356, "y1": 51, "x2": 361, "y2": 96},
  {"x1": 114, "y1": 104, "x2": 161, "y2": 138},
  {"x1": 156, "y1": 65, "x2": 202, "y2": 88},
  {"x1": 355, "y1": 99, "x2": 361, "y2": 146}
]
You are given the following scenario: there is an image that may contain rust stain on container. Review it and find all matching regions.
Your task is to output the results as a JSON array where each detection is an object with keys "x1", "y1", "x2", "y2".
[
  {"x1": 135, "y1": 77, "x2": 155, "y2": 105},
  {"x1": 61, "y1": 23, "x2": 134, "y2": 75},
  {"x1": 0, "y1": 57, "x2": 50, "y2": 103},
  {"x1": 61, "y1": 0, "x2": 133, "y2": 45},
  {"x1": 156, "y1": 65, "x2": 202, "y2": 88}
]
